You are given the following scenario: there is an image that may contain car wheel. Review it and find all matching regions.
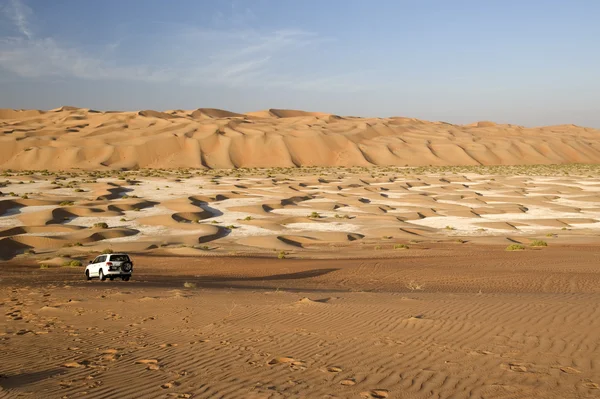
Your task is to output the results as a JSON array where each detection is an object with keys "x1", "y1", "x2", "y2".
[
  {"x1": 109, "y1": 276, "x2": 114, "y2": 281},
  {"x1": 99, "y1": 269, "x2": 106, "y2": 281},
  {"x1": 85, "y1": 270, "x2": 91, "y2": 281},
  {"x1": 122, "y1": 276, "x2": 130, "y2": 281}
]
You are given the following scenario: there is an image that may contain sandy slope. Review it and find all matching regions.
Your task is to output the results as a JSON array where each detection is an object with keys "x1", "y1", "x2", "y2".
[
  {"x1": 1, "y1": 246, "x2": 600, "y2": 398},
  {"x1": 2, "y1": 107, "x2": 600, "y2": 170}
]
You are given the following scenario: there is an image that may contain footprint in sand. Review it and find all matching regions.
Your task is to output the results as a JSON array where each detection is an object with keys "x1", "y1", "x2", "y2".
[
  {"x1": 99, "y1": 349, "x2": 119, "y2": 362},
  {"x1": 290, "y1": 361, "x2": 307, "y2": 371},
  {"x1": 559, "y1": 366, "x2": 581, "y2": 374},
  {"x1": 63, "y1": 361, "x2": 89, "y2": 369},
  {"x1": 504, "y1": 363, "x2": 528, "y2": 373},
  {"x1": 136, "y1": 359, "x2": 158, "y2": 365},
  {"x1": 361, "y1": 389, "x2": 389, "y2": 398},
  {"x1": 510, "y1": 365, "x2": 527, "y2": 372},
  {"x1": 326, "y1": 366, "x2": 342, "y2": 373},
  {"x1": 135, "y1": 359, "x2": 160, "y2": 370},
  {"x1": 583, "y1": 381, "x2": 599, "y2": 389},
  {"x1": 268, "y1": 357, "x2": 295, "y2": 365},
  {"x1": 340, "y1": 378, "x2": 356, "y2": 386},
  {"x1": 161, "y1": 381, "x2": 181, "y2": 389}
]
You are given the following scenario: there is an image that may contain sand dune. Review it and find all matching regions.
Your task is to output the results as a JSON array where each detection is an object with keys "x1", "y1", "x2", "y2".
[
  {"x1": 2, "y1": 107, "x2": 600, "y2": 170},
  {"x1": 2, "y1": 167, "x2": 600, "y2": 260}
]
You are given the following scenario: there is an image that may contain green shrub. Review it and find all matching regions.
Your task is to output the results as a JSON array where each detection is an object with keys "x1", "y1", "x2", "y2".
[
  {"x1": 62, "y1": 260, "x2": 82, "y2": 267},
  {"x1": 244, "y1": 216, "x2": 253, "y2": 221},
  {"x1": 59, "y1": 201, "x2": 74, "y2": 206},
  {"x1": 93, "y1": 222, "x2": 108, "y2": 229},
  {"x1": 530, "y1": 240, "x2": 548, "y2": 247},
  {"x1": 278, "y1": 251, "x2": 287, "y2": 259},
  {"x1": 309, "y1": 211, "x2": 321, "y2": 219},
  {"x1": 40, "y1": 264, "x2": 50, "y2": 269},
  {"x1": 101, "y1": 248, "x2": 113, "y2": 254},
  {"x1": 394, "y1": 244, "x2": 409, "y2": 250},
  {"x1": 506, "y1": 244, "x2": 525, "y2": 251}
]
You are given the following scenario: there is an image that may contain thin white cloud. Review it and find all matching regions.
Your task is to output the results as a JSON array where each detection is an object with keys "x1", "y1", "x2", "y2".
[
  {"x1": 0, "y1": 2, "x2": 374, "y2": 93},
  {"x1": 3, "y1": 0, "x2": 32, "y2": 39}
]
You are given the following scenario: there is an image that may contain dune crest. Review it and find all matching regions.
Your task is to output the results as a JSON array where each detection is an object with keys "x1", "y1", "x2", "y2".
[{"x1": 1, "y1": 107, "x2": 600, "y2": 170}]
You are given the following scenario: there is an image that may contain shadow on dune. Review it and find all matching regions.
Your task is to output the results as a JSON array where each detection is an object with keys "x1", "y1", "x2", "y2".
[
  {"x1": 124, "y1": 268, "x2": 342, "y2": 292},
  {"x1": 0, "y1": 369, "x2": 64, "y2": 390},
  {"x1": 189, "y1": 198, "x2": 223, "y2": 218},
  {"x1": 1, "y1": 264, "x2": 342, "y2": 293}
]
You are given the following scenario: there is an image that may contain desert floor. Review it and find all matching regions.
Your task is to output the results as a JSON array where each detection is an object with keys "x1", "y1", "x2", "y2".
[
  {"x1": 2, "y1": 166, "x2": 600, "y2": 398},
  {"x1": 1, "y1": 247, "x2": 600, "y2": 399}
]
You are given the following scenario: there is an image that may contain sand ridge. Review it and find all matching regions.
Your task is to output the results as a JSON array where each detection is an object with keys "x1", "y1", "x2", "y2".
[{"x1": 2, "y1": 107, "x2": 600, "y2": 170}]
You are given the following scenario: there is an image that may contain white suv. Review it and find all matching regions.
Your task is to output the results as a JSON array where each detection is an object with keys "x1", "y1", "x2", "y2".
[{"x1": 85, "y1": 253, "x2": 133, "y2": 281}]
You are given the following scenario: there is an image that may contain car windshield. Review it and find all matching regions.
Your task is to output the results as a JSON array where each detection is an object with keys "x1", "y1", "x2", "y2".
[{"x1": 110, "y1": 255, "x2": 130, "y2": 262}]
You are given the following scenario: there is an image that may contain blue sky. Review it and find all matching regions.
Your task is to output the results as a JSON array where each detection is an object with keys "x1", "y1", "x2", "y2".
[{"x1": 1, "y1": 0, "x2": 599, "y2": 127}]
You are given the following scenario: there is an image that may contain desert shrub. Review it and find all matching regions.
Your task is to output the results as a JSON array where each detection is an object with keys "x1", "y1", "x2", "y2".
[
  {"x1": 93, "y1": 222, "x2": 108, "y2": 229},
  {"x1": 394, "y1": 244, "x2": 409, "y2": 250},
  {"x1": 530, "y1": 240, "x2": 548, "y2": 247},
  {"x1": 506, "y1": 244, "x2": 525, "y2": 251},
  {"x1": 120, "y1": 218, "x2": 127, "y2": 222},
  {"x1": 309, "y1": 211, "x2": 321, "y2": 219},
  {"x1": 59, "y1": 201, "x2": 74, "y2": 206},
  {"x1": 40, "y1": 264, "x2": 50, "y2": 269},
  {"x1": 278, "y1": 251, "x2": 287, "y2": 259},
  {"x1": 445, "y1": 225, "x2": 456, "y2": 230},
  {"x1": 374, "y1": 245, "x2": 382, "y2": 250},
  {"x1": 244, "y1": 216, "x2": 253, "y2": 221},
  {"x1": 183, "y1": 282, "x2": 197, "y2": 288},
  {"x1": 101, "y1": 248, "x2": 113, "y2": 254},
  {"x1": 63, "y1": 260, "x2": 82, "y2": 267}
]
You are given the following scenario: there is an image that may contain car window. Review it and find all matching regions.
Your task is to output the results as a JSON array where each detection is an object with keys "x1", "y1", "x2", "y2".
[
  {"x1": 98, "y1": 255, "x2": 106, "y2": 263},
  {"x1": 110, "y1": 255, "x2": 130, "y2": 262},
  {"x1": 93, "y1": 256, "x2": 100, "y2": 263}
]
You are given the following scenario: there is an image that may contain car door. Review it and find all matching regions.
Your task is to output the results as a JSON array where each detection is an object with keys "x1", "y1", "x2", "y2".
[
  {"x1": 90, "y1": 256, "x2": 100, "y2": 276},
  {"x1": 95, "y1": 255, "x2": 106, "y2": 276}
]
